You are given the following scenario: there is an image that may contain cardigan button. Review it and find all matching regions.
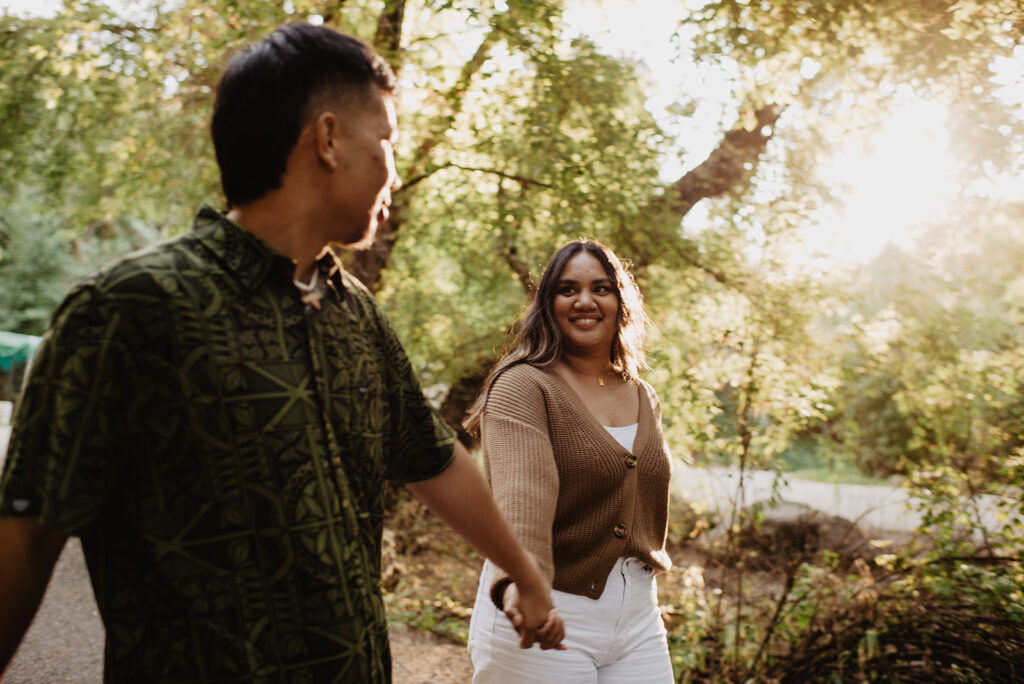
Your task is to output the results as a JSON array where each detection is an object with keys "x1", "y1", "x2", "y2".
[
  {"x1": 625, "y1": 455, "x2": 638, "y2": 468},
  {"x1": 613, "y1": 523, "x2": 627, "y2": 538}
]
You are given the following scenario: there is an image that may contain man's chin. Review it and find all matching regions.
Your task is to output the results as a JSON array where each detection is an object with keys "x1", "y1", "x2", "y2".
[
  {"x1": 335, "y1": 222, "x2": 377, "y2": 251},
  {"x1": 349, "y1": 226, "x2": 377, "y2": 251}
]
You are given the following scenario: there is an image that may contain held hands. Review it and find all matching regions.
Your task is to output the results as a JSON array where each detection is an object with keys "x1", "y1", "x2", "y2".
[{"x1": 502, "y1": 582, "x2": 566, "y2": 651}]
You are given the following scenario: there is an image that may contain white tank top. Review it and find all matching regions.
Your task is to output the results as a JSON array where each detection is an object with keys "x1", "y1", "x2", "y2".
[{"x1": 603, "y1": 423, "x2": 638, "y2": 452}]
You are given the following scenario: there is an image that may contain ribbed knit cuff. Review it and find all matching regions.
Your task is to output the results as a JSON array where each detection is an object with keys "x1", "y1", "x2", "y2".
[{"x1": 490, "y1": 577, "x2": 513, "y2": 611}]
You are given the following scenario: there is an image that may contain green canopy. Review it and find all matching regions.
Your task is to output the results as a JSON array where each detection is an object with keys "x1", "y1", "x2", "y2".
[{"x1": 0, "y1": 331, "x2": 42, "y2": 373}]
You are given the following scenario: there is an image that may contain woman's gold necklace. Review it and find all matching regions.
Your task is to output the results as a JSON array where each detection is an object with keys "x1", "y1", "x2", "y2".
[{"x1": 566, "y1": 359, "x2": 609, "y2": 386}]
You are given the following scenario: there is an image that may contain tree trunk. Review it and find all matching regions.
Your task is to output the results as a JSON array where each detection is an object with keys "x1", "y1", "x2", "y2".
[
  {"x1": 373, "y1": 0, "x2": 406, "y2": 73},
  {"x1": 438, "y1": 359, "x2": 495, "y2": 447},
  {"x1": 350, "y1": 11, "x2": 505, "y2": 291}
]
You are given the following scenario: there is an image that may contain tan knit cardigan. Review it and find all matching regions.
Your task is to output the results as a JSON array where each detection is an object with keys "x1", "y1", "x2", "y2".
[{"x1": 481, "y1": 363, "x2": 673, "y2": 601}]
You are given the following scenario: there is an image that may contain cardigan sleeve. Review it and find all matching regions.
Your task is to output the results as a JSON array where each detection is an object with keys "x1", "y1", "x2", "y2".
[{"x1": 481, "y1": 365, "x2": 559, "y2": 601}]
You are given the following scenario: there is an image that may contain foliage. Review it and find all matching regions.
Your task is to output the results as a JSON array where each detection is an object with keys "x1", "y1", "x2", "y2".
[
  {"x1": 381, "y1": 488, "x2": 479, "y2": 645},
  {"x1": 0, "y1": 195, "x2": 153, "y2": 334},
  {"x1": 685, "y1": 0, "x2": 1024, "y2": 181},
  {"x1": 658, "y1": 497, "x2": 1024, "y2": 683},
  {"x1": 3, "y1": 0, "x2": 1024, "y2": 678},
  {"x1": 380, "y1": 31, "x2": 666, "y2": 389},
  {"x1": 819, "y1": 199, "x2": 1024, "y2": 476}
]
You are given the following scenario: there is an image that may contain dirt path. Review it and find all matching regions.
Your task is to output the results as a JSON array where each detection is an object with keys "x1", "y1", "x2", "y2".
[{"x1": 390, "y1": 625, "x2": 473, "y2": 683}]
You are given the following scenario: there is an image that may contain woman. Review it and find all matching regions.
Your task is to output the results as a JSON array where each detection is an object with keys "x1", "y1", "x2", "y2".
[{"x1": 464, "y1": 239, "x2": 674, "y2": 683}]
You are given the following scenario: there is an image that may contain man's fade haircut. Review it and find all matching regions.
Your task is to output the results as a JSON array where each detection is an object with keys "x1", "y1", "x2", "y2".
[{"x1": 211, "y1": 23, "x2": 397, "y2": 207}]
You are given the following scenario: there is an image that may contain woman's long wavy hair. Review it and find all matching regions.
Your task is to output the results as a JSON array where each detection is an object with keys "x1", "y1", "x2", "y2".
[{"x1": 463, "y1": 239, "x2": 649, "y2": 437}]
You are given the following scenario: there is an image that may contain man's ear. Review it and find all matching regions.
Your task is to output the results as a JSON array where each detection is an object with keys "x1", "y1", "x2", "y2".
[{"x1": 314, "y1": 110, "x2": 341, "y2": 170}]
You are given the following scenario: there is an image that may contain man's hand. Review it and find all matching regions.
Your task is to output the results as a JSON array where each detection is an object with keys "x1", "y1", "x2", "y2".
[
  {"x1": 502, "y1": 582, "x2": 566, "y2": 650},
  {"x1": 406, "y1": 444, "x2": 566, "y2": 651}
]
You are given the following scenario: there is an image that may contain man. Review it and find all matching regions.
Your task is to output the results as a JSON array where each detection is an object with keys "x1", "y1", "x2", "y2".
[{"x1": 0, "y1": 23, "x2": 562, "y2": 683}]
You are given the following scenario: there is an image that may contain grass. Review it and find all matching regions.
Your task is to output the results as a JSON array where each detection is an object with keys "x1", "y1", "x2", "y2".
[{"x1": 779, "y1": 439, "x2": 896, "y2": 486}]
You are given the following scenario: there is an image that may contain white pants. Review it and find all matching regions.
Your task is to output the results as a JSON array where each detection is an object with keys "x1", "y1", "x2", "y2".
[{"x1": 468, "y1": 557, "x2": 673, "y2": 683}]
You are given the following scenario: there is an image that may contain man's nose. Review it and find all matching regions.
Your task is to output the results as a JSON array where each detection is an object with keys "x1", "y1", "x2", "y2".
[{"x1": 391, "y1": 171, "x2": 402, "y2": 192}]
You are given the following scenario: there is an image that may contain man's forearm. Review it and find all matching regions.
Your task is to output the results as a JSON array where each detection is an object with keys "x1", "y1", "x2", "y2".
[
  {"x1": 0, "y1": 516, "x2": 67, "y2": 677},
  {"x1": 405, "y1": 443, "x2": 547, "y2": 593}
]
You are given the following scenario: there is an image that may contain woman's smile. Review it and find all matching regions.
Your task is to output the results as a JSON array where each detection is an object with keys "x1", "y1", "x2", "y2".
[{"x1": 554, "y1": 251, "x2": 619, "y2": 355}]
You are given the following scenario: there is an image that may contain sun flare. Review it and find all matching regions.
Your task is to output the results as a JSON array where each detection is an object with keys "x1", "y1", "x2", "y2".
[{"x1": 812, "y1": 94, "x2": 959, "y2": 263}]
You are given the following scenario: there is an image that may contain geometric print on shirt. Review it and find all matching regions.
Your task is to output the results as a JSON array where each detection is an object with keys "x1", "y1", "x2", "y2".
[{"x1": 0, "y1": 206, "x2": 456, "y2": 683}]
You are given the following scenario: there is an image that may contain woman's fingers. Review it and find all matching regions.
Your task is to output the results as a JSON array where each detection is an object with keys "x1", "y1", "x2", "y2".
[{"x1": 535, "y1": 608, "x2": 566, "y2": 650}]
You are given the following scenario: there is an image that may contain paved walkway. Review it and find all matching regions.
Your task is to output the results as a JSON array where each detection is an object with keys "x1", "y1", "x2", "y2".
[
  {"x1": 4, "y1": 539, "x2": 104, "y2": 683},
  {"x1": 674, "y1": 465, "x2": 1006, "y2": 534}
]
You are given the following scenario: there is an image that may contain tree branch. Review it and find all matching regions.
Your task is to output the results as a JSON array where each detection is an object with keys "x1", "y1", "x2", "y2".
[
  {"x1": 407, "y1": 27, "x2": 502, "y2": 178},
  {"x1": 501, "y1": 243, "x2": 536, "y2": 297},
  {"x1": 666, "y1": 103, "x2": 783, "y2": 215},
  {"x1": 627, "y1": 102, "x2": 784, "y2": 284},
  {"x1": 319, "y1": 0, "x2": 349, "y2": 27},
  {"x1": 372, "y1": 0, "x2": 406, "y2": 73},
  {"x1": 495, "y1": 178, "x2": 537, "y2": 298},
  {"x1": 402, "y1": 162, "x2": 551, "y2": 191}
]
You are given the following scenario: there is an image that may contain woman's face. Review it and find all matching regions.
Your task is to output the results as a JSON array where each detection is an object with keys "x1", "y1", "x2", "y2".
[{"x1": 552, "y1": 250, "x2": 620, "y2": 357}]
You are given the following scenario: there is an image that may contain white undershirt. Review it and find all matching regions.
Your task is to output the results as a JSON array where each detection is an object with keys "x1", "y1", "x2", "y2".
[
  {"x1": 603, "y1": 422, "x2": 638, "y2": 452},
  {"x1": 293, "y1": 270, "x2": 319, "y2": 292}
]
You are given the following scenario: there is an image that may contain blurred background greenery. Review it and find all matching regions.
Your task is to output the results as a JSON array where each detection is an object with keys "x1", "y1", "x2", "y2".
[{"x1": 2, "y1": 1, "x2": 1022, "y2": 680}]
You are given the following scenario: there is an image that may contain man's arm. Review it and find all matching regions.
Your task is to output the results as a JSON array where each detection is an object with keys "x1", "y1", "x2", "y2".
[
  {"x1": 0, "y1": 516, "x2": 67, "y2": 677},
  {"x1": 406, "y1": 442, "x2": 564, "y2": 650}
]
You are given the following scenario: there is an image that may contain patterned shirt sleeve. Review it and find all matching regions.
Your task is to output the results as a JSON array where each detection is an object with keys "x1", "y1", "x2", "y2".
[
  {"x1": 0, "y1": 283, "x2": 133, "y2": 533},
  {"x1": 372, "y1": 303, "x2": 456, "y2": 483}
]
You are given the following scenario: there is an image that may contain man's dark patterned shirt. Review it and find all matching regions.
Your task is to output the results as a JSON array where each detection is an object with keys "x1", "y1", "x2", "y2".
[{"x1": 0, "y1": 207, "x2": 456, "y2": 683}]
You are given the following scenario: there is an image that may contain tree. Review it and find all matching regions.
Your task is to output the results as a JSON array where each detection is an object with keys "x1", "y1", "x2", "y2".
[{"x1": 2, "y1": 0, "x2": 791, "y2": 435}]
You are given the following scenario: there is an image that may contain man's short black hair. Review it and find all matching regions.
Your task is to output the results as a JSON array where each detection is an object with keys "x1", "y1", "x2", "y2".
[{"x1": 211, "y1": 23, "x2": 397, "y2": 207}]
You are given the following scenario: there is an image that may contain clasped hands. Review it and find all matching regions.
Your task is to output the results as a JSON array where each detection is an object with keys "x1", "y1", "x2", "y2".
[{"x1": 502, "y1": 582, "x2": 567, "y2": 650}]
